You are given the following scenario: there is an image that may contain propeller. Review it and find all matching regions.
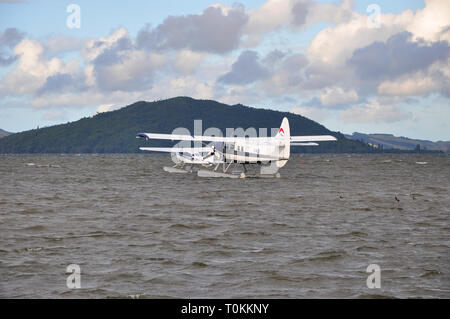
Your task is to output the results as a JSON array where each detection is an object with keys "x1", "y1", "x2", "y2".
[{"x1": 202, "y1": 145, "x2": 215, "y2": 160}]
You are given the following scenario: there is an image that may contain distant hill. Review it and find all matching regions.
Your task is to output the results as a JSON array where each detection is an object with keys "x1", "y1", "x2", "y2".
[
  {"x1": 346, "y1": 132, "x2": 450, "y2": 153},
  {"x1": 0, "y1": 97, "x2": 397, "y2": 153},
  {"x1": 0, "y1": 129, "x2": 11, "y2": 138}
]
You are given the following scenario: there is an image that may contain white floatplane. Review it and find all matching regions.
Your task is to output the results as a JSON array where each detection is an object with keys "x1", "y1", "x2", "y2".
[{"x1": 137, "y1": 117, "x2": 337, "y2": 178}]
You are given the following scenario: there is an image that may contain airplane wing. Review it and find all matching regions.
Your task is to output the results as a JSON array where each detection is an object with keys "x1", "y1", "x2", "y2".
[
  {"x1": 139, "y1": 147, "x2": 213, "y2": 153},
  {"x1": 290, "y1": 135, "x2": 337, "y2": 142},
  {"x1": 137, "y1": 133, "x2": 241, "y2": 142},
  {"x1": 137, "y1": 133, "x2": 336, "y2": 143}
]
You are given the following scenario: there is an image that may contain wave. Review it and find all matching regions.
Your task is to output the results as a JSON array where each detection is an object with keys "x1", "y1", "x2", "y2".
[
  {"x1": 22, "y1": 225, "x2": 46, "y2": 231},
  {"x1": 335, "y1": 231, "x2": 368, "y2": 238},
  {"x1": 419, "y1": 269, "x2": 441, "y2": 278}
]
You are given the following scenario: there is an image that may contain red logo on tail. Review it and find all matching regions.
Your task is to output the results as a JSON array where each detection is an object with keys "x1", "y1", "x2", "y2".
[{"x1": 278, "y1": 128, "x2": 285, "y2": 135}]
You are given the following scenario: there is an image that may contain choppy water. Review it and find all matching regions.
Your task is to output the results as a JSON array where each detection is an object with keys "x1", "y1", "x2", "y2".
[{"x1": 0, "y1": 154, "x2": 449, "y2": 298}]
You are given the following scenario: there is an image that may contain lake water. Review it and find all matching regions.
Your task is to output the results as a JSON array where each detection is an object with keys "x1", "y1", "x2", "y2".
[{"x1": 0, "y1": 154, "x2": 449, "y2": 298}]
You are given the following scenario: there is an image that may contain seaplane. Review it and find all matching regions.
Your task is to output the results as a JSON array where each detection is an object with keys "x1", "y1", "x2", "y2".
[{"x1": 136, "y1": 117, "x2": 337, "y2": 178}]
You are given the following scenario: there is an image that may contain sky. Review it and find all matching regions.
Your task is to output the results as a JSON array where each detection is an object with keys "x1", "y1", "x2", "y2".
[{"x1": 0, "y1": 0, "x2": 449, "y2": 141}]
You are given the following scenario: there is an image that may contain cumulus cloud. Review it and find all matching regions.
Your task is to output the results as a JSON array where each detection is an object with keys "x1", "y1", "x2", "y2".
[
  {"x1": 173, "y1": 50, "x2": 206, "y2": 74},
  {"x1": 261, "y1": 49, "x2": 286, "y2": 66},
  {"x1": 243, "y1": 0, "x2": 294, "y2": 46},
  {"x1": 214, "y1": 83, "x2": 264, "y2": 106},
  {"x1": 378, "y1": 75, "x2": 438, "y2": 97},
  {"x1": 0, "y1": 38, "x2": 82, "y2": 96},
  {"x1": 291, "y1": 105, "x2": 332, "y2": 122},
  {"x1": 377, "y1": 56, "x2": 450, "y2": 97},
  {"x1": 164, "y1": 76, "x2": 214, "y2": 100},
  {"x1": 304, "y1": 14, "x2": 407, "y2": 90},
  {"x1": 348, "y1": 31, "x2": 450, "y2": 80},
  {"x1": 96, "y1": 103, "x2": 116, "y2": 113},
  {"x1": 244, "y1": 0, "x2": 353, "y2": 47},
  {"x1": 80, "y1": 27, "x2": 167, "y2": 92},
  {"x1": 407, "y1": 0, "x2": 450, "y2": 43},
  {"x1": 339, "y1": 99, "x2": 412, "y2": 123},
  {"x1": 44, "y1": 35, "x2": 85, "y2": 55},
  {"x1": 37, "y1": 73, "x2": 79, "y2": 95},
  {"x1": 290, "y1": 0, "x2": 450, "y2": 116},
  {"x1": 42, "y1": 110, "x2": 67, "y2": 121},
  {"x1": 137, "y1": 5, "x2": 248, "y2": 54},
  {"x1": 82, "y1": 27, "x2": 130, "y2": 62},
  {"x1": 218, "y1": 50, "x2": 269, "y2": 85},
  {"x1": 259, "y1": 52, "x2": 308, "y2": 95},
  {"x1": 0, "y1": 28, "x2": 24, "y2": 65},
  {"x1": 291, "y1": 1, "x2": 310, "y2": 26},
  {"x1": 305, "y1": 0, "x2": 448, "y2": 71},
  {"x1": 319, "y1": 86, "x2": 358, "y2": 107},
  {"x1": 93, "y1": 48, "x2": 166, "y2": 91},
  {"x1": 215, "y1": 49, "x2": 308, "y2": 97},
  {"x1": 304, "y1": 0, "x2": 353, "y2": 26},
  {"x1": 31, "y1": 89, "x2": 143, "y2": 109}
]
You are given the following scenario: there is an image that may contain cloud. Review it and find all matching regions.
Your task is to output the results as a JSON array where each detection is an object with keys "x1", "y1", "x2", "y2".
[
  {"x1": 93, "y1": 49, "x2": 166, "y2": 91},
  {"x1": 0, "y1": 28, "x2": 24, "y2": 47},
  {"x1": 291, "y1": 105, "x2": 332, "y2": 122},
  {"x1": 216, "y1": 50, "x2": 309, "y2": 98},
  {"x1": 37, "y1": 73, "x2": 78, "y2": 95},
  {"x1": 406, "y1": 0, "x2": 450, "y2": 43},
  {"x1": 44, "y1": 35, "x2": 85, "y2": 55},
  {"x1": 348, "y1": 31, "x2": 450, "y2": 80},
  {"x1": 30, "y1": 89, "x2": 143, "y2": 109},
  {"x1": 291, "y1": 1, "x2": 310, "y2": 26},
  {"x1": 296, "y1": 0, "x2": 450, "y2": 104},
  {"x1": 137, "y1": 5, "x2": 248, "y2": 54},
  {"x1": 377, "y1": 75, "x2": 438, "y2": 97},
  {"x1": 377, "y1": 56, "x2": 450, "y2": 97},
  {"x1": 173, "y1": 50, "x2": 206, "y2": 74},
  {"x1": 81, "y1": 27, "x2": 167, "y2": 92},
  {"x1": 305, "y1": 0, "x2": 448, "y2": 71},
  {"x1": 0, "y1": 38, "x2": 82, "y2": 96},
  {"x1": 161, "y1": 76, "x2": 214, "y2": 100},
  {"x1": 244, "y1": 0, "x2": 353, "y2": 47},
  {"x1": 95, "y1": 103, "x2": 116, "y2": 113},
  {"x1": 0, "y1": 28, "x2": 24, "y2": 65},
  {"x1": 259, "y1": 52, "x2": 308, "y2": 95},
  {"x1": 339, "y1": 99, "x2": 412, "y2": 123},
  {"x1": 261, "y1": 49, "x2": 286, "y2": 66},
  {"x1": 42, "y1": 110, "x2": 67, "y2": 121},
  {"x1": 241, "y1": 0, "x2": 293, "y2": 47},
  {"x1": 218, "y1": 50, "x2": 269, "y2": 85},
  {"x1": 82, "y1": 27, "x2": 130, "y2": 62},
  {"x1": 214, "y1": 83, "x2": 263, "y2": 106},
  {"x1": 307, "y1": 0, "x2": 353, "y2": 25},
  {"x1": 304, "y1": 14, "x2": 407, "y2": 91},
  {"x1": 319, "y1": 86, "x2": 358, "y2": 107}
]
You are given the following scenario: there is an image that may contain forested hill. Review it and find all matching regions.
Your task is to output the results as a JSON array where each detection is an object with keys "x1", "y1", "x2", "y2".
[
  {"x1": 0, "y1": 97, "x2": 373, "y2": 153},
  {"x1": 0, "y1": 128, "x2": 11, "y2": 138}
]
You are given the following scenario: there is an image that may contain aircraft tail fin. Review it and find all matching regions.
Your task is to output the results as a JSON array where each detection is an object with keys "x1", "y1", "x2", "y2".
[
  {"x1": 276, "y1": 117, "x2": 290, "y2": 168},
  {"x1": 276, "y1": 117, "x2": 290, "y2": 139}
]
